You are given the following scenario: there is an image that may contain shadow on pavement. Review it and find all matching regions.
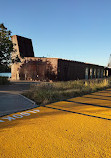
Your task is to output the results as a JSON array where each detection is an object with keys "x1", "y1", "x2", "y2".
[
  {"x1": 44, "y1": 105, "x2": 111, "y2": 121},
  {"x1": 83, "y1": 96, "x2": 111, "y2": 102},
  {"x1": 97, "y1": 91, "x2": 111, "y2": 93},
  {"x1": 91, "y1": 94, "x2": 111, "y2": 98},
  {"x1": 0, "y1": 109, "x2": 67, "y2": 130},
  {"x1": 66, "y1": 100, "x2": 111, "y2": 109},
  {"x1": 1, "y1": 101, "x2": 111, "y2": 130},
  {"x1": 0, "y1": 83, "x2": 30, "y2": 93}
]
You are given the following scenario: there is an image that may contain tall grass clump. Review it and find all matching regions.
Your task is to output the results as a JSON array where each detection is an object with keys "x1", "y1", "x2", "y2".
[
  {"x1": 23, "y1": 77, "x2": 111, "y2": 105},
  {"x1": 0, "y1": 76, "x2": 10, "y2": 85}
]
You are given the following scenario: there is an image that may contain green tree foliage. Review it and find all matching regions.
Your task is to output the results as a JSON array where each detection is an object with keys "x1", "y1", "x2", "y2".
[{"x1": 0, "y1": 23, "x2": 14, "y2": 72}]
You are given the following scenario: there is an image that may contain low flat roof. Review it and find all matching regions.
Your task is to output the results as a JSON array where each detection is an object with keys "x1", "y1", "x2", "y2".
[{"x1": 24, "y1": 57, "x2": 108, "y2": 68}]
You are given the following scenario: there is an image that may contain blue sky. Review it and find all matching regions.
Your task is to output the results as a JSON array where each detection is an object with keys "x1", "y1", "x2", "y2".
[{"x1": 1, "y1": 0, "x2": 111, "y2": 66}]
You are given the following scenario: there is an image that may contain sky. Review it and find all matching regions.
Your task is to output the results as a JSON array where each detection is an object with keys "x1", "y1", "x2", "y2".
[{"x1": 1, "y1": 0, "x2": 111, "y2": 66}]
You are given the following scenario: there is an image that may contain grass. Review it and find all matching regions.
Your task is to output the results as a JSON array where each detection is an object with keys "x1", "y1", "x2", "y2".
[
  {"x1": 23, "y1": 77, "x2": 111, "y2": 105},
  {"x1": 0, "y1": 76, "x2": 10, "y2": 85}
]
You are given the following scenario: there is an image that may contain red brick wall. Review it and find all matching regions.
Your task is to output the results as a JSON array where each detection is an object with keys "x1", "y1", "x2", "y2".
[{"x1": 11, "y1": 57, "x2": 58, "y2": 81}]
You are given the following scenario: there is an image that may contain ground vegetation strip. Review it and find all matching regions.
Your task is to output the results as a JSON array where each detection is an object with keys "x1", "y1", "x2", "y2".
[
  {"x1": 23, "y1": 77, "x2": 111, "y2": 105},
  {"x1": 0, "y1": 76, "x2": 9, "y2": 85}
]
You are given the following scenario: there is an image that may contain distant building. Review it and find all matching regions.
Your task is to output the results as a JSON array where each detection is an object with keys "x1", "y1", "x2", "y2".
[{"x1": 11, "y1": 35, "x2": 111, "y2": 81}]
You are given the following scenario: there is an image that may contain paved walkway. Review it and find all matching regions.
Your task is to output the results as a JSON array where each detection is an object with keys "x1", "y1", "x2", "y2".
[
  {"x1": 0, "y1": 81, "x2": 39, "y2": 116},
  {"x1": 0, "y1": 88, "x2": 111, "y2": 157},
  {"x1": 0, "y1": 92, "x2": 38, "y2": 116}
]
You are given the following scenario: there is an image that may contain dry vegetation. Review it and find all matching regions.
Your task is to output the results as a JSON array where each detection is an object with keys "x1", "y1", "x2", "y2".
[
  {"x1": 0, "y1": 76, "x2": 10, "y2": 85},
  {"x1": 23, "y1": 77, "x2": 111, "y2": 105}
]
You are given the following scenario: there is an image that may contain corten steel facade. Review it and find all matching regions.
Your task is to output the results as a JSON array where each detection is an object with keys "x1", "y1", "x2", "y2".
[
  {"x1": 11, "y1": 35, "x2": 34, "y2": 59},
  {"x1": 58, "y1": 59, "x2": 110, "y2": 81},
  {"x1": 11, "y1": 35, "x2": 111, "y2": 81}
]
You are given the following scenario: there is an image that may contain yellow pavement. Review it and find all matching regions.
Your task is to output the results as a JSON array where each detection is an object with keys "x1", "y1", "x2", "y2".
[{"x1": 0, "y1": 89, "x2": 111, "y2": 158}]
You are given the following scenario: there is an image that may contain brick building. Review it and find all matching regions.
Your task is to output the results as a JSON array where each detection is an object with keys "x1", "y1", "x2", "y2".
[{"x1": 11, "y1": 35, "x2": 111, "y2": 81}]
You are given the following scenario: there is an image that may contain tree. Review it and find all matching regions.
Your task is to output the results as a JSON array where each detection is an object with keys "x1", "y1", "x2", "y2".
[{"x1": 0, "y1": 23, "x2": 14, "y2": 72}]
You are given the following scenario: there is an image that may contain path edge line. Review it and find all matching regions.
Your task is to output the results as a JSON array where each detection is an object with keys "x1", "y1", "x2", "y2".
[{"x1": 19, "y1": 94, "x2": 35, "y2": 105}]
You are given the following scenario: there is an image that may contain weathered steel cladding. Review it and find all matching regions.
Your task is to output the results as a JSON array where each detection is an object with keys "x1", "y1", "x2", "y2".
[
  {"x1": 17, "y1": 35, "x2": 34, "y2": 57},
  {"x1": 57, "y1": 59, "x2": 109, "y2": 81},
  {"x1": 58, "y1": 59, "x2": 85, "y2": 81}
]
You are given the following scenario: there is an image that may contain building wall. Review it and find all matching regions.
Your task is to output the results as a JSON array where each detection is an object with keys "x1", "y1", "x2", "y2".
[
  {"x1": 24, "y1": 57, "x2": 58, "y2": 80},
  {"x1": 57, "y1": 59, "x2": 109, "y2": 81},
  {"x1": 11, "y1": 35, "x2": 34, "y2": 60},
  {"x1": 11, "y1": 35, "x2": 20, "y2": 60},
  {"x1": 11, "y1": 57, "x2": 58, "y2": 81},
  {"x1": 17, "y1": 36, "x2": 34, "y2": 57},
  {"x1": 11, "y1": 63, "x2": 21, "y2": 80},
  {"x1": 11, "y1": 57, "x2": 111, "y2": 81},
  {"x1": 58, "y1": 59, "x2": 85, "y2": 81}
]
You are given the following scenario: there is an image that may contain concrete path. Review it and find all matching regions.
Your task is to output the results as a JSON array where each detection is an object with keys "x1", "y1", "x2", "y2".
[
  {"x1": 0, "y1": 81, "x2": 39, "y2": 117},
  {"x1": 0, "y1": 88, "x2": 111, "y2": 157},
  {"x1": 0, "y1": 92, "x2": 38, "y2": 117}
]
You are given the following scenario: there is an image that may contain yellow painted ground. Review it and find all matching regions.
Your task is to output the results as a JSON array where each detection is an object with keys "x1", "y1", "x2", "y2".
[{"x1": 0, "y1": 89, "x2": 111, "y2": 158}]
